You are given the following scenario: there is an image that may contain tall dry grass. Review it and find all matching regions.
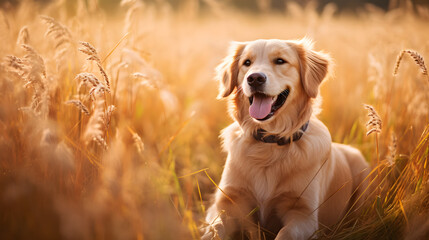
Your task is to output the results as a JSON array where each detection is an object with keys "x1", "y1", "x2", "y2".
[{"x1": 0, "y1": 0, "x2": 428, "y2": 239}]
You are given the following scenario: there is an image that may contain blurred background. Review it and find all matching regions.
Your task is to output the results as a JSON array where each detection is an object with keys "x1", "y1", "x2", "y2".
[
  {"x1": 1, "y1": 0, "x2": 429, "y2": 13},
  {"x1": 0, "y1": 0, "x2": 428, "y2": 239}
]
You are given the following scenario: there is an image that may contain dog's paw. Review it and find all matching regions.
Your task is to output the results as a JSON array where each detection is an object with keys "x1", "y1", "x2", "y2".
[{"x1": 200, "y1": 223, "x2": 225, "y2": 240}]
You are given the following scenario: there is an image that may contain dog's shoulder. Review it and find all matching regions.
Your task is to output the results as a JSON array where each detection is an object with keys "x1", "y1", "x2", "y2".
[{"x1": 220, "y1": 122, "x2": 243, "y2": 152}]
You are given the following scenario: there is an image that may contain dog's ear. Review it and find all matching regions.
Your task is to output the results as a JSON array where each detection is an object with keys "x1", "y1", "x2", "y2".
[
  {"x1": 216, "y1": 42, "x2": 246, "y2": 99},
  {"x1": 295, "y1": 38, "x2": 330, "y2": 98}
]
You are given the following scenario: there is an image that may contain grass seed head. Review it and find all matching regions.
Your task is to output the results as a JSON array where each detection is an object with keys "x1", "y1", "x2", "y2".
[
  {"x1": 83, "y1": 97, "x2": 107, "y2": 148},
  {"x1": 386, "y1": 133, "x2": 397, "y2": 167},
  {"x1": 79, "y1": 41, "x2": 101, "y2": 63},
  {"x1": 364, "y1": 104, "x2": 382, "y2": 136},
  {"x1": 65, "y1": 100, "x2": 90, "y2": 115},
  {"x1": 17, "y1": 26, "x2": 29, "y2": 45},
  {"x1": 41, "y1": 15, "x2": 74, "y2": 70},
  {"x1": 79, "y1": 42, "x2": 110, "y2": 90},
  {"x1": 132, "y1": 132, "x2": 144, "y2": 153},
  {"x1": 394, "y1": 49, "x2": 428, "y2": 76},
  {"x1": 41, "y1": 15, "x2": 72, "y2": 41},
  {"x1": 75, "y1": 72, "x2": 109, "y2": 99}
]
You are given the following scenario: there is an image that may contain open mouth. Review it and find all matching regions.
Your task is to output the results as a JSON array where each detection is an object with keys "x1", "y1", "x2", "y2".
[{"x1": 248, "y1": 88, "x2": 290, "y2": 121}]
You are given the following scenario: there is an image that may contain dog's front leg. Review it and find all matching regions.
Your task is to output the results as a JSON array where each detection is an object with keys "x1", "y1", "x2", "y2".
[
  {"x1": 272, "y1": 192, "x2": 319, "y2": 240},
  {"x1": 201, "y1": 187, "x2": 256, "y2": 240},
  {"x1": 201, "y1": 203, "x2": 227, "y2": 240},
  {"x1": 274, "y1": 209, "x2": 319, "y2": 240}
]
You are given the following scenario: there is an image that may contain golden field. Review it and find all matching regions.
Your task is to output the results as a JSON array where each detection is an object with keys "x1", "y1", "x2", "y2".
[{"x1": 0, "y1": 0, "x2": 429, "y2": 239}]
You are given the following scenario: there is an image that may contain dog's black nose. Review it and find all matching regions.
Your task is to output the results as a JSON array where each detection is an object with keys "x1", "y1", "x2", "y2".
[{"x1": 247, "y1": 73, "x2": 267, "y2": 88}]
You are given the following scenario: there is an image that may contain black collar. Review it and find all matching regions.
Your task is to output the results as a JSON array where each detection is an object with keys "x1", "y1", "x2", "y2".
[{"x1": 253, "y1": 121, "x2": 309, "y2": 146}]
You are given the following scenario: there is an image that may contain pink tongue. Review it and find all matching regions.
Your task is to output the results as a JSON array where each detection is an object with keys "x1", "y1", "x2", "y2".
[{"x1": 249, "y1": 95, "x2": 272, "y2": 119}]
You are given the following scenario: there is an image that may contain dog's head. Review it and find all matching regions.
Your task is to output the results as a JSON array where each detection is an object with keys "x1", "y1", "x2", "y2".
[{"x1": 217, "y1": 38, "x2": 330, "y2": 136}]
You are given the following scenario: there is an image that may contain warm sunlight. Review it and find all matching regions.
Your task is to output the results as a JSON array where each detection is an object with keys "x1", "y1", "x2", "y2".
[{"x1": 0, "y1": 0, "x2": 428, "y2": 239}]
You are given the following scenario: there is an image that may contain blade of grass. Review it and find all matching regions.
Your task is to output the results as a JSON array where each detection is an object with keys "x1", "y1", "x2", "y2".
[
  {"x1": 179, "y1": 168, "x2": 209, "y2": 178},
  {"x1": 159, "y1": 113, "x2": 194, "y2": 158},
  {"x1": 195, "y1": 176, "x2": 205, "y2": 214},
  {"x1": 101, "y1": 32, "x2": 130, "y2": 65},
  {"x1": 204, "y1": 170, "x2": 235, "y2": 205},
  {"x1": 398, "y1": 200, "x2": 409, "y2": 229}
]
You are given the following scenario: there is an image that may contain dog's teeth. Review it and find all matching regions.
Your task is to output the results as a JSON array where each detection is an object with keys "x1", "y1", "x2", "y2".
[{"x1": 272, "y1": 96, "x2": 277, "y2": 103}]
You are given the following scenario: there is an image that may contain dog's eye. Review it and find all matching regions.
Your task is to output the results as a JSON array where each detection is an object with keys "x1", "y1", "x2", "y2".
[
  {"x1": 243, "y1": 59, "x2": 252, "y2": 67},
  {"x1": 274, "y1": 58, "x2": 287, "y2": 65}
]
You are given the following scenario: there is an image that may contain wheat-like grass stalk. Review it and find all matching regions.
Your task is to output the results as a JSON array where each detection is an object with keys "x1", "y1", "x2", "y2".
[
  {"x1": 76, "y1": 72, "x2": 102, "y2": 89},
  {"x1": 7, "y1": 44, "x2": 50, "y2": 118},
  {"x1": 75, "y1": 72, "x2": 109, "y2": 99},
  {"x1": 65, "y1": 100, "x2": 90, "y2": 115},
  {"x1": 123, "y1": 1, "x2": 142, "y2": 35},
  {"x1": 364, "y1": 104, "x2": 382, "y2": 181},
  {"x1": 41, "y1": 15, "x2": 74, "y2": 70},
  {"x1": 104, "y1": 105, "x2": 116, "y2": 131},
  {"x1": 386, "y1": 133, "x2": 397, "y2": 167},
  {"x1": 393, "y1": 50, "x2": 428, "y2": 76},
  {"x1": 132, "y1": 132, "x2": 144, "y2": 153},
  {"x1": 17, "y1": 26, "x2": 29, "y2": 45},
  {"x1": 41, "y1": 15, "x2": 72, "y2": 49},
  {"x1": 79, "y1": 41, "x2": 110, "y2": 90},
  {"x1": 133, "y1": 72, "x2": 159, "y2": 89},
  {"x1": 5, "y1": 55, "x2": 26, "y2": 74},
  {"x1": 5, "y1": 49, "x2": 44, "y2": 115},
  {"x1": 79, "y1": 41, "x2": 100, "y2": 63},
  {"x1": 22, "y1": 44, "x2": 47, "y2": 79},
  {"x1": 83, "y1": 97, "x2": 107, "y2": 149},
  {"x1": 364, "y1": 104, "x2": 382, "y2": 136},
  {"x1": 126, "y1": 127, "x2": 144, "y2": 154}
]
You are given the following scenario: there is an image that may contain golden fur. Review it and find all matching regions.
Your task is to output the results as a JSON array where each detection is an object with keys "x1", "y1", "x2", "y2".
[{"x1": 202, "y1": 39, "x2": 370, "y2": 240}]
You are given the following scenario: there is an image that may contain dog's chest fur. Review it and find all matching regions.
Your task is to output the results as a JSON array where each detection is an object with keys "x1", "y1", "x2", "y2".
[
  {"x1": 222, "y1": 121, "x2": 330, "y2": 225},
  {"x1": 242, "y1": 149, "x2": 316, "y2": 229},
  {"x1": 249, "y1": 165, "x2": 279, "y2": 223},
  {"x1": 238, "y1": 145, "x2": 297, "y2": 224}
]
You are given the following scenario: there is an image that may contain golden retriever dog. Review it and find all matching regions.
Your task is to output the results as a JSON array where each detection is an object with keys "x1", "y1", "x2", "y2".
[{"x1": 201, "y1": 38, "x2": 370, "y2": 240}]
